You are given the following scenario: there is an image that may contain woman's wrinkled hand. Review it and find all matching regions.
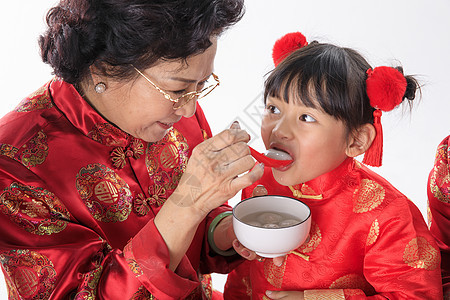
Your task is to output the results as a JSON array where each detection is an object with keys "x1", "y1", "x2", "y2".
[
  {"x1": 232, "y1": 239, "x2": 286, "y2": 267},
  {"x1": 170, "y1": 121, "x2": 264, "y2": 217}
]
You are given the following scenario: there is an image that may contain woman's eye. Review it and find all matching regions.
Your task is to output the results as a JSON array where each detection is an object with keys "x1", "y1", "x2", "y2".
[
  {"x1": 197, "y1": 80, "x2": 207, "y2": 90},
  {"x1": 299, "y1": 114, "x2": 316, "y2": 122},
  {"x1": 265, "y1": 104, "x2": 280, "y2": 114},
  {"x1": 171, "y1": 89, "x2": 187, "y2": 95}
]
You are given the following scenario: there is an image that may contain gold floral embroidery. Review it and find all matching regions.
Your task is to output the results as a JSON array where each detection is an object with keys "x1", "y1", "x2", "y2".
[
  {"x1": 403, "y1": 236, "x2": 440, "y2": 270},
  {"x1": 264, "y1": 257, "x2": 287, "y2": 288},
  {"x1": 87, "y1": 123, "x2": 128, "y2": 147},
  {"x1": 297, "y1": 221, "x2": 321, "y2": 254},
  {"x1": 0, "y1": 143, "x2": 19, "y2": 159},
  {"x1": 124, "y1": 241, "x2": 144, "y2": 278},
  {"x1": 20, "y1": 130, "x2": 49, "y2": 168},
  {"x1": 0, "y1": 131, "x2": 49, "y2": 169},
  {"x1": 0, "y1": 182, "x2": 70, "y2": 235},
  {"x1": 242, "y1": 276, "x2": 252, "y2": 297},
  {"x1": 329, "y1": 274, "x2": 374, "y2": 295},
  {"x1": 429, "y1": 151, "x2": 449, "y2": 204},
  {"x1": 144, "y1": 128, "x2": 189, "y2": 207},
  {"x1": 74, "y1": 264, "x2": 103, "y2": 299},
  {"x1": 304, "y1": 289, "x2": 346, "y2": 299},
  {"x1": 352, "y1": 179, "x2": 384, "y2": 213},
  {"x1": 22, "y1": 199, "x2": 49, "y2": 218},
  {"x1": 76, "y1": 164, "x2": 132, "y2": 222},
  {"x1": 146, "y1": 129, "x2": 188, "y2": 177},
  {"x1": 4, "y1": 272, "x2": 21, "y2": 300},
  {"x1": 199, "y1": 273, "x2": 213, "y2": 300},
  {"x1": 130, "y1": 286, "x2": 154, "y2": 300},
  {"x1": 366, "y1": 219, "x2": 379, "y2": 247},
  {"x1": 15, "y1": 83, "x2": 53, "y2": 112},
  {"x1": 0, "y1": 250, "x2": 57, "y2": 299}
]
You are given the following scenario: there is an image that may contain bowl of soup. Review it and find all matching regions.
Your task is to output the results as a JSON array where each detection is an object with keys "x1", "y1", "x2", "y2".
[{"x1": 233, "y1": 195, "x2": 311, "y2": 258}]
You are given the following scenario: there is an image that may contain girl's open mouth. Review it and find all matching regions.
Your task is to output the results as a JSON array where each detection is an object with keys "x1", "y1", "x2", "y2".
[{"x1": 249, "y1": 147, "x2": 293, "y2": 168}]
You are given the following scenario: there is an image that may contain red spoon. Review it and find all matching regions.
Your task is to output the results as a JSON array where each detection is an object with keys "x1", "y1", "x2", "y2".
[{"x1": 249, "y1": 146, "x2": 293, "y2": 168}]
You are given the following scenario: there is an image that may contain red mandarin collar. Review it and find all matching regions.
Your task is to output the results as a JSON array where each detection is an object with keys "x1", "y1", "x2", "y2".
[
  {"x1": 291, "y1": 157, "x2": 356, "y2": 200},
  {"x1": 49, "y1": 78, "x2": 135, "y2": 148}
]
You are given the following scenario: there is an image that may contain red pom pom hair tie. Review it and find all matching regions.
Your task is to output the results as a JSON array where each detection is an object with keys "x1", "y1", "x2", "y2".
[
  {"x1": 363, "y1": 67, "x2": 407, "y2": 167},
  {"x1": 272, "y1": 32, "x2": 308, "y2": 66}
]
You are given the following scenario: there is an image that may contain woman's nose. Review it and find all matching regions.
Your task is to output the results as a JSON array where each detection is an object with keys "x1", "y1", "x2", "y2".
[{"x1": 174, "y1": 97, "x2": 197, "y2": 118}]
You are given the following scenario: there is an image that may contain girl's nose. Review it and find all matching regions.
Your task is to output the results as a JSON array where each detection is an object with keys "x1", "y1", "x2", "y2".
[{"x1": 272, "y1": 117, "x2": 293, "y2": 140}]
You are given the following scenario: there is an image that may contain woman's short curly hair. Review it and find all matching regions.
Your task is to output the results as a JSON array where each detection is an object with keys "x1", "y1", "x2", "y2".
[{"x1": 39, "y1": 0, "x2": 244, "y2": 84}]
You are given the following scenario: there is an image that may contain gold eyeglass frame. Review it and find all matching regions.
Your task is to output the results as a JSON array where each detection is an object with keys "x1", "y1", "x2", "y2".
[{"x1": 133, "y1": 66, "x2": 220, "y2": 109}]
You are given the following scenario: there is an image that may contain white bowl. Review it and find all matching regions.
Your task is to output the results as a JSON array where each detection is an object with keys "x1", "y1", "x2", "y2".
[{"x1": 233, "y1": 195, "x2": 311, "y2": 258}]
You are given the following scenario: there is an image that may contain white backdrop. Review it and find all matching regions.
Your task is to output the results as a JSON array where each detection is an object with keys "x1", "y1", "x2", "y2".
[{"x1": 1, "y1": 0, "x2": 449, "y2": 297}]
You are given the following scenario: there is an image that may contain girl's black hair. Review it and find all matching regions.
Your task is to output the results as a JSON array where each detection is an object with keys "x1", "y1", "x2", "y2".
[
  {"x1": 264, "y1": 42, "x2": 419, "y2": 133},
  {"x1": 39, "y1": 0, "x2": 245, "y2": 84}
]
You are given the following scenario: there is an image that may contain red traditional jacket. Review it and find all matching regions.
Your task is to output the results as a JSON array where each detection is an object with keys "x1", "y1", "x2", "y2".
[
  {"x1": 224, "y1": 158, "x2": 443, "y2": 299},
  {"x1": 0, "y1": 79, "x2": 237, "y2": 299},
  {"x1": 428, "y1": 135, "x2": 450, "y2": 299}
]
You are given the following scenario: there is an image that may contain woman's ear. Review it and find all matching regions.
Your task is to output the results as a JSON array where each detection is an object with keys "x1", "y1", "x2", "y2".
[
  {"x1": 89, "y1": 65, "x2": 107, "y2": 85},
  {"x1": 345, "y1": 124, "x2": 376, "y2": 158}
]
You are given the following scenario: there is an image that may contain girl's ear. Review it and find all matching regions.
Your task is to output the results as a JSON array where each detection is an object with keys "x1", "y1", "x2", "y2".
[{"x1": 345, "y1": 124, "x2": 376, "y2": 158}]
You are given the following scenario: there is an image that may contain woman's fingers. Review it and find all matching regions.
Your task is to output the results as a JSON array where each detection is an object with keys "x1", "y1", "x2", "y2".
[
  {"x1": 210, "y1": 142, "x2": 252, "y2": 174},
  {"x1": 232, "y1": 239, "x2": 258, "y2": 260},
  {"x1": 265, "y1": 290, "x2": 305, "y2": 300},
  {"x1": 272, "y1": 255, "x2": 286, "y2": 267},
  {"x1": 202, "y1": 124, "x2": 250, "y2": 152},
  {"x1": 228, "y1": 161, "x2": 264, "y2": 192}
]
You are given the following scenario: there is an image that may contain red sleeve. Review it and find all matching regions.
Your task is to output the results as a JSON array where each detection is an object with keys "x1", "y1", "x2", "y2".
[
  {"x1": 0, "y1": 158, "x2": 205, "y2": 299},
  {"x1": 126, "y1": 220, "x2": 200, "y2": 299},
  {"x1": 428, "y1": 135, "x2": 450, "y2": 297}
]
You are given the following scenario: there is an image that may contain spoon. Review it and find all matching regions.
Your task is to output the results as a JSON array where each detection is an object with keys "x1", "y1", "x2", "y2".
[{"x1": 249, "y1": 146, "x2": 293, "y2": 168}]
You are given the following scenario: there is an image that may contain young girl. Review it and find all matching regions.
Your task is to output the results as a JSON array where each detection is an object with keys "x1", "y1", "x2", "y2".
[{"x1": 224, "y1": 32, "x2": 443, "y2": 299}]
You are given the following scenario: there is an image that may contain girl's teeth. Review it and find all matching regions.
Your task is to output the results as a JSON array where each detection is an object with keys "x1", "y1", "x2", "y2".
[{"x1": 264, "y1": 149, "x2": 293, "y2": 161}]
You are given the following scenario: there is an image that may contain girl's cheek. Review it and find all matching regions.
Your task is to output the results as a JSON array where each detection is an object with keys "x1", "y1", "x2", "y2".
[{"x1": 260, "y1": 123, "x2": 271, "y2": 147}]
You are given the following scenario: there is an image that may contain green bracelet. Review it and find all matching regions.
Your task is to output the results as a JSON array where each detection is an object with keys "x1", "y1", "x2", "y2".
[{"x1": 207, "y1": 211, "x2": 236, "y2": 256}]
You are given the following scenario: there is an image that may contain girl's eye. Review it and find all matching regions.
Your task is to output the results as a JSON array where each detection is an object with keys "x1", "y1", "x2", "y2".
[
  {"x1": 265, "y1": 104, "x2": 280, "y2": 114},
  {"x1": 299, "y1": 114, "x2": 316, "y2": 122}
]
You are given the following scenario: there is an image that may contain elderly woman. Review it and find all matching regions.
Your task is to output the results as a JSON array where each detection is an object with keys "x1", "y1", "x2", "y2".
[{"x1": 0, "y1": 0, "x2": 263, "y2": 299}]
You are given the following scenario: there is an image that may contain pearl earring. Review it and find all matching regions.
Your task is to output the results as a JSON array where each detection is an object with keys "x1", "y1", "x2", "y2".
[{"x1": 95, "y1": 82, "x2": 107, "y2": 94}]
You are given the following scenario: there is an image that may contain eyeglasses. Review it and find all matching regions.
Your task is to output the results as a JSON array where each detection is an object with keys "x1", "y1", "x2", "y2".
[{"x1": 133, "y1": 66, "x2": 220, "y2": 110}]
